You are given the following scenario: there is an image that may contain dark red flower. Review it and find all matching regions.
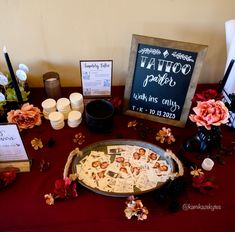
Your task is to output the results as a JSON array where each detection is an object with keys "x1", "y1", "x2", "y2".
[
  {"x1": 199, "y1": 181, "x2": 218, "y2": 194},
  {"x1": 70, "y1": 182, "x2": 78, "y2": 198},
  {"x1": 0, "y1": 169, "x2": 17, "y2": 187},
  {"x1": 192, "y1": 174, "x2": 205, "y2": 188},
  {"x1": 109, "y1": 97, "x2": 122, "y2": 109},
  {"x1": 54, "y1": 178, "x2": 69, "y2": 198},
  {"x1": 192, "y1": 89, "x2": 223, "y2": 104},
  {"x1": 53, "y1": 177, "x2": 77, "y2": 199}
]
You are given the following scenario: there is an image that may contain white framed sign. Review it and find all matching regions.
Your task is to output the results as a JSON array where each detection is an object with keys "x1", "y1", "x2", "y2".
[
  {"x1": 0, "y1": 123, "x2": 30, "y2": 172},
  {"x1": 80, "y1": 60, "x2": 113, "y2": 98}
]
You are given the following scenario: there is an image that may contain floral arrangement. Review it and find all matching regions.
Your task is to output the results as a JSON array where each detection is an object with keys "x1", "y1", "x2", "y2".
[
  {"x1": 7, "y1": 103, "x2": 41, "y2": 130},
  {"x1": 189, "y1": 99, "x2": 229, "y2": 130},
  {"x1": 44, "y1": 176, "x2": 78, "y2": 205},
  {"x1": 0, "y1": 69, "x2": 30, "y2": 113}
]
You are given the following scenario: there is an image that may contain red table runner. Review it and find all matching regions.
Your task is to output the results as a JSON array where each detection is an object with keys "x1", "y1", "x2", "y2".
[{"x1": 0, "y1": 86, "x2": 234, "y2": 232}]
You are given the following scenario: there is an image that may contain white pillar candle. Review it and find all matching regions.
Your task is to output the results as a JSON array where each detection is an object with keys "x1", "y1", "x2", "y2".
[{"x1": 201, "y1": 158, "x2": 214, "y2": 171}]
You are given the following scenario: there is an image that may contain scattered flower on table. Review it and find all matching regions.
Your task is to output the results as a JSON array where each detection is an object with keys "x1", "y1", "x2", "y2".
[
  {"x1": 124, "y1": 195, "x2": 149, "y2": 221},
  {"x1": 190, "y1": 166, "x2": 204, "y2": 177},
  {"x1": 108, "y1": 96, "x2": 122, "y2": 110},
  {"x1": 127, "y1": 120, "x2": 138, "y2": 128},
  {"x1": 0, "y1": 168, "x2": 17, "y2": 190},
  {"x1": 7, "y1": 103, "x2": 41, "y2": 130},
  {"x1": 44, "y1": 176, "x2": 78, "y2": 205},
  {"x1": 190, "y1": 166, "x2": 218, "y2": 194},
  {"x1": 156, "y1": 127, "x2": 176, "y2": 144},
  {"x1": 192, "y1": 89, "x2": 223, "y2": 104},
  {"x1": 127, "y1": 120, "x2": 156, "y2": 140},
  {"x1": 31, "y1": 138, "x2": 43, "y2": 150},
  {"x1": 189, "y1": 99, "x2": 229, "y2": 130},
  {"x1": 39, "y1": 159, "x2": 50, "y2": 172},
  {"x1": 73, "y1": 132, "x2": 85, "y2": 145},
  {"x1": 44, "y1": 193, "x2": 54, "y2": 205}
]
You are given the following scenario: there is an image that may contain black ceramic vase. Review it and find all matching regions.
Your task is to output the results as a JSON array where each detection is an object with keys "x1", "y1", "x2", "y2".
[{"x1": 184, "y1": 126, "x2": 222, "y2": 152}]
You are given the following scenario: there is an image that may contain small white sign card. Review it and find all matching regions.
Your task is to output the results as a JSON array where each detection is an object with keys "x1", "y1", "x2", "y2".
[
  {"x1": 80, "y1": 60, "x2": 112, "y2": 98},
  {"x1": 0, "y1": 123, "x2": 30, "y2": 172}
]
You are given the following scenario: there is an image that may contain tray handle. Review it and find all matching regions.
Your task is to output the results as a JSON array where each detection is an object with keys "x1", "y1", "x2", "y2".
[
  {"x1": 63, "y1": 148, "x2": 83, "y2": 179},
  {"x1": 166, "y1": 149, "x2": 184, "y2": 177}
]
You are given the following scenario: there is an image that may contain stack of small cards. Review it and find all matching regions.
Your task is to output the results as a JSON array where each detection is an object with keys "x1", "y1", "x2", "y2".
[{"x1": 76, "y1": 145, "x2": 172, "y2": 194}]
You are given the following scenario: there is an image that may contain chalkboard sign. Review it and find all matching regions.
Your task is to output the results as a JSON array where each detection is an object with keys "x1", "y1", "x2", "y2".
[{"x1": 123, "y1": 35, "x2": 207, "y2": 127}]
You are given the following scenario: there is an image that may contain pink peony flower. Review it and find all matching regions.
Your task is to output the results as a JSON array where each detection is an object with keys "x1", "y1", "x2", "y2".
[
  {"x1": 7, "y1": 103, "x2": 41, "y2": 130},
  {"x1": 189, "y1": 100, "x2": 229, "y2": 130}
]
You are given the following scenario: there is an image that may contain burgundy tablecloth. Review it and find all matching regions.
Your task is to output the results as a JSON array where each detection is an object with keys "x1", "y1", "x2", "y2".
[{"x1": 0, "y1": 86, "x2": 234, "y2": 232}]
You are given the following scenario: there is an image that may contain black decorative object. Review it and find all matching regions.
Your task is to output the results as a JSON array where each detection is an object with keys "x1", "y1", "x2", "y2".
[
  {"x1": 183, "y1": 126, "x2": 222, "y2": 153},
  {"x1": 85, "y1": 99, "x2": 114, "y2": 133},
  {"x1": 178, "y1": 125, "x2": 234, "y2": 167},
  {"x1": 3, "y1": 47, "x2": 23, "y2": 105}
]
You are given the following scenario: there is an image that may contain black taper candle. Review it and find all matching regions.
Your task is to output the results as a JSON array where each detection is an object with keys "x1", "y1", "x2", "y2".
[
  {"x1": 3, "y1": 46, "x2": 23, "y2": 104},
  {"x1": 218, "y1": 59, "x2": 235, "y2": 93}
]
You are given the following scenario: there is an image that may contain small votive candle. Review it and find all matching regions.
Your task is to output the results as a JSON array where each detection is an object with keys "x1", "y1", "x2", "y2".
[
  {"x1": 201, "y1": 158, "x2": 214, "y2": 171},
  {"x1": 43, "y1": 72, "x2": 62, "y2": 100}
]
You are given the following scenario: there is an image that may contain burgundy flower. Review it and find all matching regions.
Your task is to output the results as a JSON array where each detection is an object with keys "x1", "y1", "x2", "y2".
[
  {"x1": 192, "y1": 89, "x2": 222, "y2": 103},
  {"x1": 0, "y1": 170, "x2": 17, "y2": 186},
  {"x1": 54, "y1": 178, "x2": 70, "y2": 198},
  {"x1": 45, "y1": 177, "x2": 78, "y2": 205},
  {"x1": 69, "y1": 182, "x2": 78, "y2": 198},
  {"x1": 53, "y1": 177, "x2": 77, "y2": 199},
  {"x1": 192, "y1": 174, "x2": 205, "y2": 188}
]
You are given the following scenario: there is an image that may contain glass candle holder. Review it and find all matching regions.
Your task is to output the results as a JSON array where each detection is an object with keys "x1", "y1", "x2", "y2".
[{"x1": 43, "y1": 72, "x2": 62, "y2": 100}]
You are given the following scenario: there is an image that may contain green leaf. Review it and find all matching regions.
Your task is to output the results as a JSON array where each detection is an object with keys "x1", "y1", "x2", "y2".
[
  {"x1": 6, "y1": 88, "x2": 17, "y2": 101},
  {"x1": 19, "y1": 86, "x2": 30, "y2": 101},
  {"x1": 5, "y1": 87, "x2": 30, "y2": 101}
]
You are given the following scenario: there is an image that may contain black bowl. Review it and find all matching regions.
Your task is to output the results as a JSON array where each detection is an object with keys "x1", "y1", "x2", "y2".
[{"x1": 85, "y1": 99, "x2": 114, "y2": 133}]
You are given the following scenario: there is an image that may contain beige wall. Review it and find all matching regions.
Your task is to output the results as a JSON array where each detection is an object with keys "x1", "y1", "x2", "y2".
[{"x1": 0, "y1": 0, "x2": 234, "y2": 87}]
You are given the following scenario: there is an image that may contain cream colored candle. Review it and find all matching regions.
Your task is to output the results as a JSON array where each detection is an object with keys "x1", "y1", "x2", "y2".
[{"x1": 201, "y1": 158, "x2": 214, "y2": 171}]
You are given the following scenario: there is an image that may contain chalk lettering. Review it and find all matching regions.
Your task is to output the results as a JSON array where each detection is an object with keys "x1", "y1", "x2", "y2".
[
  {"x1": 143, "y1": 73, "x2": 176, "y2": 88},
  {"x1": 162, "y1": 99, "x2": 180, "y2": 112},
  {"x1": 133, "y1": 93, "x2": 148, "y2": 102},
  {"x1": 140, "y1": 56, "x2": 192, "y2": 75},
  {"x1": 148, "y1": 95, "x2": 158, "y2": 103},
  {"x1": 149, "y1": 109, "x2": 155, "y2": 115}
]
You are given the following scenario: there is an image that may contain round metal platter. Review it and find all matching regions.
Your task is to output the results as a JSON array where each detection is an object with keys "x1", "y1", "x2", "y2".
[{"x1": 72, "y1": 139, "x2": 175, "y2": 197}]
